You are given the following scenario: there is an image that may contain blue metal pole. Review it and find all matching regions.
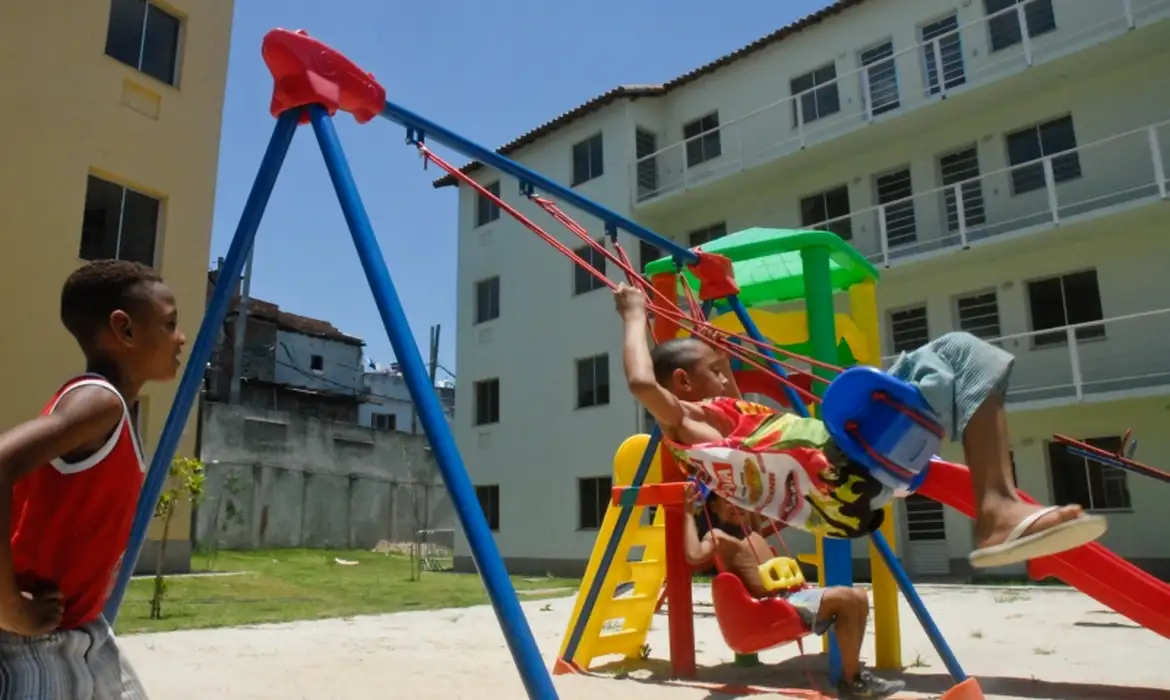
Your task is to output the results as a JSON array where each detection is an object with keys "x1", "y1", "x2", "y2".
[
  {"x1": 307, "y1": 106, "x2": 558, "y2": 700},
  {"x1": 869, "y1": 530, "x2": 967, "y2": 683},
  {"x1": 725, "y1": 296, "x2": 808, "y2": 418},
  {"x1": 378, "y1": 102, "x2": 694, "y2": 264},
  {"x1": 104, "y1": 111, "x2": 301, "y2": 623}
]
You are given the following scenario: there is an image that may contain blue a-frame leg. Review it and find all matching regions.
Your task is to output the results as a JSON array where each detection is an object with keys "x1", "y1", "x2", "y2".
[{"x1": 104, "y1": 107, "x2": 561, "y2": 700}]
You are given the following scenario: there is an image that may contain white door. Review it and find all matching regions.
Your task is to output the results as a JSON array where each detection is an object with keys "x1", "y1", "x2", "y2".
[{"x1": 904, "y1": 494, "x2": 950, "y2": 576}]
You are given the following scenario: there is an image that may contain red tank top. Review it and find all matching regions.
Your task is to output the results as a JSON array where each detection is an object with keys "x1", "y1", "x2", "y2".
[{"x1": 9, "y1": 375, "x2": 146, "y2": 629}]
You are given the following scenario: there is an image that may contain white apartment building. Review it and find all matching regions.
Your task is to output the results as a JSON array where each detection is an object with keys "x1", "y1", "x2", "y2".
[{"x1": 442, "y1": 0, "x2": 1170, "y2": 580}]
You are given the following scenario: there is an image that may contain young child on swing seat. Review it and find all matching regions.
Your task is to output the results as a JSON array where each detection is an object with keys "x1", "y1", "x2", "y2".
[
  {"x1": 613, "y1": 282, "x2": 1106, "y2": 569},
  {"x1": 683, "y1": 487, "x2": 905, "y2": 699}
]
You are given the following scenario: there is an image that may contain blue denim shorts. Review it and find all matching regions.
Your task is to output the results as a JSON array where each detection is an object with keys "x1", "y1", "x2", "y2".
[{"x1": 782, "y1": 586, "x2": 831, "y2": 635}]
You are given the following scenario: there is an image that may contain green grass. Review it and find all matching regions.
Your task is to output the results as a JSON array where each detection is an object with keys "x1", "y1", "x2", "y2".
[{"x1": 116, "y1": 549, "x2": 579, "y2": 635}]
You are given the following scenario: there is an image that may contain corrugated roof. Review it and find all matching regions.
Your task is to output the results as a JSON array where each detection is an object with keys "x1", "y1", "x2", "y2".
[{"x1": 433, "y1": 0, "x2": 870, "y2": 188}]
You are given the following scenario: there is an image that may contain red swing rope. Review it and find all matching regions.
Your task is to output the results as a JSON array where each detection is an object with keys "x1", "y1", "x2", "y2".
[
  {"x1": 527, "y1": 191, "x2": 832, "y2": 390},
  {"x1": 417, "y1": 145, "x2": 829, "y2": 406},
  {"x1": 530, "y1": 195, "x2": 844, "y2": 377}
]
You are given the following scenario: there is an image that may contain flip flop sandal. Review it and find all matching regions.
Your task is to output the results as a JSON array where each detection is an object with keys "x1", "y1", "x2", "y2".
[{"x1": 968, "y1": 507, "x2": 1107, "y2": 569}]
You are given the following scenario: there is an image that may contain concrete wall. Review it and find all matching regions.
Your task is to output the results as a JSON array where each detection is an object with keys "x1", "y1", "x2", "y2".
[{"x1": 196, "y1": 402, "x2": 454, "y2": 551}]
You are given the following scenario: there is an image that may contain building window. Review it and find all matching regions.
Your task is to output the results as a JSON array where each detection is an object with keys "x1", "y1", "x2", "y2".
[
  {"x1": 1005, "y1": 116, "x2": 1081, "y2": 195},
  {"x1": 104, "y1": 0, "x2": 182, "y2": 86},
  {"x1": 889, "y1": 305, "x2": 928, "y2": 354},
  {"x1": 682, "y1": 113, "x2": 722, "y2": 168},
  {"x1": 372, "y1": 413, "x2": 397, "y2": 431},
  {"x1": 475, "y1": 181, "x2": 501, "y2": 227},
  {"x1": 799, "y1": 185, "x2": 852, "y2": 240},
  {"x1": 635, "y1": 128, "x2": 659, "y2": 199},
  {"x1": 473, "y1": 378, "x2": 500, "y2": 426},
  {"x1": 1026, "y1": 270, "x2": 1104, "y2": 347},
  {"x1": 986, "y1": 0, "x2": 1057, "y2": 53},
  {"x1": 791, "y1": 63, "x2": 840, "y2": 127},
  {"x1": 939, "y1": 146, "x2": 986, "y2": 232},
  {"x1": 875, "y1": 168, "x2": 917, "y2": 247},
  {"x1": 1048, "y1": 437, "x2": 1130, "y2": 511},
  {"x1": 474, "y1": 276, "x2": 500, "y2": 324},
  {"x1": 860, "y1": 41, "x2": 900, "y2": 116},
  {"x1": 688, "y1": 222, "x2": 727, "y2": 248},
  {"x1": 642, "y1": 406, "x2": 656, "y2": 433},
  {"x1": 579, "y1": 476, "x2": 613, "y2": 530},
  {"x1": 638, "y1": 240, "x2": 662, "y2": 277},
  {"x1": 475, "y1": 485, "x2": 501, "y2": 531},
  {"x1": 80, "y1": 175, "x2": 160, "y2": 266},
  {"x1": 571, "y1": 133, "x2": 604, "y2": 186},
  {"x1": 955, "y1": 291, "x2": 1002, "y2": 340},
  {"x1": 576, "y1": 354, "x2": 610, "y2": 409},
  {"x1": 921, "y1": 14, "x2": 966, "y2": 94},
  {"x1": 309, "y1": 354, "x2": 324, "y2": 373},
  {"x1": 572, "y1": 241, "x2": 608, "y2": 295}
]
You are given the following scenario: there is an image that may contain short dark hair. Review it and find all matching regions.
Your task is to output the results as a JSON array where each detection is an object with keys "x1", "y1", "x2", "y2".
[
  {"x1": 60, "y1": 260, "x2": 163, "y2": 345},
  {"x1": 650, "y1": 337, "x2": 707, "y2": 386}
]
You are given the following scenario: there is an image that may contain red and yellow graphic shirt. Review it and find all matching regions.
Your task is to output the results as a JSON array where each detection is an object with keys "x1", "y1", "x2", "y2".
[{"x1": 665, "y1": 397, "x2": 894, "y2": 539}]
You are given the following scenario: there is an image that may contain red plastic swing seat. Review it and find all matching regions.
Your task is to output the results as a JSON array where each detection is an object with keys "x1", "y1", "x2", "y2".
[{"x1": 710, "y1": 572, "x2": 812, "y2": 654}]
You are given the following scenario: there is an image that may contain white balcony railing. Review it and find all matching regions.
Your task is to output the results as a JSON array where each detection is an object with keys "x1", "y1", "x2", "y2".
[
  {"x1": 816, "y1": 119, "x2": 1169, "y2": 267},
  {"x1": 632, "y1": 0, "x2": 1170, "y2": 204},
  {"x1": 881, "y1": 308, "x2": 1170, "y2": 406}
]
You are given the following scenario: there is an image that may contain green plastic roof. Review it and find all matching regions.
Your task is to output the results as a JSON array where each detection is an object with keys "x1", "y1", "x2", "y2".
[{"x1": 642, "y1": 228, "x2": 880, "y2": 307}]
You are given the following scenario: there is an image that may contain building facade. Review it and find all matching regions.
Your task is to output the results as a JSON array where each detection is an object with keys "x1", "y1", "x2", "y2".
[
  {"x1": 207, "y1": 287, "x2": 368, "y2": 423},
  {"x1": 359, "y1": 371, "x2": 456, "y2": 433},
  {"x1": 444, "y1": 0, "x2": 1170, "y2": 579},
  {"x1": 0, "y1": 0, "x2": 234, "y2": 571}
]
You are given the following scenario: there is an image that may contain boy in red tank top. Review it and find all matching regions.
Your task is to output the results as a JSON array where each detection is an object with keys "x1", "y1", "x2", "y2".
[{"x1": 0, "y1": 260, "x2": 186, "y2": 700}]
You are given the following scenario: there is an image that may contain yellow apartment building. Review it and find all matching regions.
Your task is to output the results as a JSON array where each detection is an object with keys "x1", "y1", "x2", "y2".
[{"x1": 0, "y1": 0, "x2": 234, "y2": 572}]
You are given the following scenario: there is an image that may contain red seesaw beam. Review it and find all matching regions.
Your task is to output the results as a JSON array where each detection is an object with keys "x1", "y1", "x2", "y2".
[{"x1": 611, "y1": 483, "x2": 689, "y2": 508}]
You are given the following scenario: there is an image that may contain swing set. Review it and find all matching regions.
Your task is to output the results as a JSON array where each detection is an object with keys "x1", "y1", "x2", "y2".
[{"x1": 94, "y1": 28, "x2": 1170, "y2": 700}]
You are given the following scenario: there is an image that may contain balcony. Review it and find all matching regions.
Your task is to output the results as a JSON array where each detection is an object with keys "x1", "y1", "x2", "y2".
[
  {"x1": 824, "y1": 119, "x2": 1169, "y2": 267},
  {"x1": 632, "y1": 0, "x2": 1170, "y2": 205},
  {"x1": 881, "y1": 308, "x2": 1170, "y2": 408}
]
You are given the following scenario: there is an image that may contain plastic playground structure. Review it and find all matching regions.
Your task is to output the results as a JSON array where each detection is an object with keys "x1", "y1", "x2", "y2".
[{"x1": 93, "y1": 28, "x2": 1170, "y2": 700}]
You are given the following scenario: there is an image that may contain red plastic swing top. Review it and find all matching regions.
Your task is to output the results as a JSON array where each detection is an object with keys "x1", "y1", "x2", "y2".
[{"x1": 261, "y1": 29, "x2": 387, "y2": 124}]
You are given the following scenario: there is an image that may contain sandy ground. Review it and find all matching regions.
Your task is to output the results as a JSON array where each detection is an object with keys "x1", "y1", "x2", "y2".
[{"x1": 121, "y1": 584, "x2": 1169, "y2": 699}]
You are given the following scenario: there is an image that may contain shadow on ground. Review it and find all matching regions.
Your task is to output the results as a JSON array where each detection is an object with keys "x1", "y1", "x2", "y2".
[{"x1": 591, "y1": 653, "x2": 1170, "y2": 700}]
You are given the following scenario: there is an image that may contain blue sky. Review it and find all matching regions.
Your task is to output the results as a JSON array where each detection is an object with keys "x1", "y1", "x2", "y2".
[{"x1": 212, "y1": 0, "x2": 832, "y2": 379}]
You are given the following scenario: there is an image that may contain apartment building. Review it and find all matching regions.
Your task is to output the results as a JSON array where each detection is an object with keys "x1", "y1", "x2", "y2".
[
  {"x1": 442, "y1": 0, "x2": 1170, "y2": 579},
  {"x1": 0, "y1": 1, "x2": 234, "y2": 571}
]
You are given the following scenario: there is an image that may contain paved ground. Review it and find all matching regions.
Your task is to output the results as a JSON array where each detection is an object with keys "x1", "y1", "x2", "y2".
[{"x1": 121, "y1": 584, "x2": 1169, "y2": 699}]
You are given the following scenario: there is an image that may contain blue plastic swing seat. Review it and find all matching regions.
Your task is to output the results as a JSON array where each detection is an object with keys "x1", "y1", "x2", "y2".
[{"x1": 821, "y1": 366, "x2": 943, "y2": 493}]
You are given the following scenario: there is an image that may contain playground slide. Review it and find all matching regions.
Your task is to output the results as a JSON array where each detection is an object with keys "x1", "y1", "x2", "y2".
[{"x1": 918, "y1": 459, "x2": 1170, "y2": 639}]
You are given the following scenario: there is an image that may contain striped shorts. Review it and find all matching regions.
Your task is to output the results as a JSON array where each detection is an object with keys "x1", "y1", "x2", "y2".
[
  {"x1": 0, "y1": 617, "x2": 147, "y2": 700},
  {"x1": 887, "y1": 331, "x2": 1015, "y2": 441}
]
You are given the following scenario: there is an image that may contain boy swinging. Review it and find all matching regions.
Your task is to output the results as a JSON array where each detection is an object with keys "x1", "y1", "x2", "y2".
[{"x1": 613, "y1": 281, "x2": 1106, "y2": 570}]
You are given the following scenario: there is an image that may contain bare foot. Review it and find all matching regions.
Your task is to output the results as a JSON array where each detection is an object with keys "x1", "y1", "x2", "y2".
[{"x1": 975, "y1": 502, "x2": 1084, "y2": 550}]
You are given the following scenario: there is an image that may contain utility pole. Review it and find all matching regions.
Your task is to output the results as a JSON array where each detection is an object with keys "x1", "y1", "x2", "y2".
[
  {"x1": 410, "y1": 323, "x2": 441, "y2": 435},
  {"x1": 227, "y1": 244, "x2": 255, "y2": 405}
]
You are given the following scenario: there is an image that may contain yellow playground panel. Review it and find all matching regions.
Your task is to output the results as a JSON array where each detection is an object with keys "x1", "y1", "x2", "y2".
[{"x1": 556, "y1": 435, "x2": 667, "y2": 671}]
